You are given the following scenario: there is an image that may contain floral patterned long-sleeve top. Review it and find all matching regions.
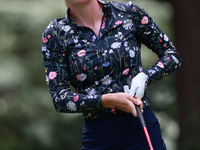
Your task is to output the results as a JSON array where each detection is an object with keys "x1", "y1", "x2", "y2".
[{"x1": 41, "y1": 0, "x2": 181, "y2": 120}]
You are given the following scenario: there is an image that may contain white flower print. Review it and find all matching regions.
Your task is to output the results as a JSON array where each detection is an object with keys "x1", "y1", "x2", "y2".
[
  {"x1": 150, "y1": 69, "x2": 156, "y2": 75},
  {"x1": 172, "y1": 55, "x2": 180, "y2": 64},
  {"x1": 118, "y1": 13, "x2": 123, "y2": 18},
  {"x1": 92, "y1": 35, "x2": 96, "y2": 41},
  {"x1": 151, "y1": 23, "x2": 157, "y2": 29},
  {"x1": 53, "y1": 93, "x2": 59, "y2": 103},
  {"x1": 62, "y1": 25, "x2": 71, "y2": 32},
  {"x1": 58, "y1": 20, "x2": 65, "y2": 25},
  {"x1": 67, "y1": 101, "x2": 77, "y2": 111},
  {"x1": 59, "y1": 89, "x2": 68, "y2": 100},
  {"x1": 139, "y1": 66, "x2": 143, "y2": 72},
  {"x1": 74, "y1": 38, "x2": 78, "y2": 44},
  {"x1": 82, "y1": 39, "x2": 87, "y2": 43},
  {"x1": 54, "y1": 96, "x2": 59, "y2": 103},
  {"x1": 111, "y1": 42, "x2": 121, "y2": 49},
  {"x1": 85, "y1": 88, "x2": 96, "y2": 95},
  {"x1": 70, "y1": 30, "x2": 74, "y2": 34},
  {"x1": 124, "y1": 41, "x2": 130, "y2": 51},
  {"x1": 87, "y1": 95, "x2": 97, "y2": 99},
  {"x1": 80, "y1": 101, "x2": 85, "y2": 106},
  {"x1": 129, "y1": 50, "x2": 135, "y2": 58},
  {"x1": 123, "y1": 19, "x2": 133, "y2": 30},
  {"x1": 165, "y1": 49, "x2": 176, "y2": 54},
  {"x1": 124, "y1": 41, "x2": 128, "y2": 47},
  {"x1": 46, "y1": 50, "x2": 50, "y2": 59},
  {"x1": 101, "y1": 75, "x2": 112, "y2": 85},
  {"x1": 115, "y1": 32, "x2": 123, "y2": 40},
  {"x1": 144, "y1": 31, "x2": 151, "y2": 35},
  {"x1": 109, "y1": 49, "x2": 114, "y2": 53},
  {"x1": 99, "y1": 32, "x2": 103, "y2": 38},
  {"x1": 47, "y1": 23, "x2": 53, "y2": 29},
  {"x1": 164, "y1": 34, "x2": 169, "y2": 41},
  {"x1": 95, "y1": 81, "x2": 99, "y2": 85},
  {"x1": 42, "y1": 46, "x2": 46, "y2": 52},
  {"x1": 45, "y1": 75, "x2": 49, "y2": 85},
  {"x1": 76, "y1": 43, "x2": 81, "y2": 47}
]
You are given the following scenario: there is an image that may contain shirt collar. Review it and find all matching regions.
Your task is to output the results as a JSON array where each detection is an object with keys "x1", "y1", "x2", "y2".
[{"x1": 64, "y1": 0, "x2": 112, "y2": 24}]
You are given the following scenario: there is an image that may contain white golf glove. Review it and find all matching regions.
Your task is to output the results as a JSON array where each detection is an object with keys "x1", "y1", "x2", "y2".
[
  {"x1": 124, "y1": 73, "x2": 148, "y2": 99},
  {"x1": 123, "y1": 85, "x2": 130, "y2": 94}
]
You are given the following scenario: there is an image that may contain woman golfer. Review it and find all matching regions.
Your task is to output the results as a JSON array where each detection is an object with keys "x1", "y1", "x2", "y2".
[{"x1": 41, "y1": 0, "x2": 182, "y2": 149}]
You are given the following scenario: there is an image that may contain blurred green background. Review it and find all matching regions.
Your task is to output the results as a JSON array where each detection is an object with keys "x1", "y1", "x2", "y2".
[{"x1": 0, "y1": 0, "x2": 198, "y2": 150}]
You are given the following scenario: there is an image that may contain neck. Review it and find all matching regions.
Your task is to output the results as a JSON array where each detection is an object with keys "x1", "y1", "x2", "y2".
[{"x1": 68, "y1": 1, "x2": 103, "y2": 29}]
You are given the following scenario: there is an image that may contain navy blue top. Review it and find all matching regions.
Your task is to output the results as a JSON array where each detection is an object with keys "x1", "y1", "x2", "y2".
[{"x1": 41, "y1": 0, "x2": 182, "y2": 120}]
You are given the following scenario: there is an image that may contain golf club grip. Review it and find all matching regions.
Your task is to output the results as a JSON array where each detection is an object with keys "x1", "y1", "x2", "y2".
[
  {"x1": 125, "y1": 78, "x2": 146, "y2": 127},
  {"x1": 136, "y1": 105, "x2": 146, "y2": 127}
]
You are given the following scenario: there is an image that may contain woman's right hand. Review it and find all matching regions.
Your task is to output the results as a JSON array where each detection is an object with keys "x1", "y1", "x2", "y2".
[{"x1": 102, "y1": 93, "x2": 143, "y2": 117}]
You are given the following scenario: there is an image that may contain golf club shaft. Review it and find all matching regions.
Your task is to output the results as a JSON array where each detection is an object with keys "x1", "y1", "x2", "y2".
[
  {"x1": 126, "y1": 78, "x2": 154, "y2": 150},
  {"x1": 143, "y1": 126, "x2": 154, "y2": 150}
]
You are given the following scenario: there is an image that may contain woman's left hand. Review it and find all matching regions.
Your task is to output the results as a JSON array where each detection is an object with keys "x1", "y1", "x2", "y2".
[{"x1": 102, "y1": 93, "x2": 143, "y2": 117}]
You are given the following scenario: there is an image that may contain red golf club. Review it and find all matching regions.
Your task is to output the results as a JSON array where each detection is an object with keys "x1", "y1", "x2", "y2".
[{"x1": 126, "y1": 78, "x2": 154, "y2": 150}]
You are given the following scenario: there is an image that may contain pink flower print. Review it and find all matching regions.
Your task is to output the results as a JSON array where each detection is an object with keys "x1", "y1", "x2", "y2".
[
  {"x1": 103, "y1": 17, "x2": 107, "y2": 22},
  {"x1": 157, "y1": 62, "x2": 164, "y2": 69},
  {"x1": 73, "y1": 95, "x2": 79, "y2": 102},
  {"x1": 47, "y1": 35, "x2": 51, "y2": 39},
  {"x1": 77, "y1": 50, "x2": 86, "y2": 57},
  {"x1": 132, "y1": 7, "x2": 136, "y2": 10},
  {"x1": 115, "y1": 21, "x2": 123, "y2": 25},
  {"x1": 141, "y1": 16, "x2": 149, "y2": 25},
  {"x1": 94, "y1": 66, "x2": 98, "y2": 70},
  {"x1": 111, "y1": 107, "x2": 116, "y2": 114},
  {"x1": 49, "y1": 71, "x2": 57, "y2": 80},
  {"x1": 76, "y1": 73, "x2": 87, "y2": 81},
  {"x1": 43, "y1": 37, "x2": 48, "y2": 43},
  {"x1": 167, "y1": 57, "x2": 170, "y2": 60},
  {"x1": 102, "y1": 17, "x2": 107, "y2": 29},
  {"x1": 102, "y1": 23, "x2": 106, "y2": 29},
  {"x1": 122, "y1": 68, "x2": 130, "y2": 75},
  {"x1": 83, "y1": 67, "x2": 87, "y2": 70}
]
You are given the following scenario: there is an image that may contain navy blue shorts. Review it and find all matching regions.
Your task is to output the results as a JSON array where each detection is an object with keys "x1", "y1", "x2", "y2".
[{"x1": 81, "y1": 108, "x2": 167, "y2": 150}]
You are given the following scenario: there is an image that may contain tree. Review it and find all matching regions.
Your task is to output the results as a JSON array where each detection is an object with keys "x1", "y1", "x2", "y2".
[{"x1": 171, "y1": 0, "x2": 200, "y2": 149}]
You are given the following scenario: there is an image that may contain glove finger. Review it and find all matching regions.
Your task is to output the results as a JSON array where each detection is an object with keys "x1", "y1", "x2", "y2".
[
  {"x1": 136, "y1": 87, "x2": 145, "y2": 99},
  {"x1": 129, "y1": 86, "x2": 137, "y2": 97},
  {"x1": 123, "y1": 85, "x2": 130, "y2": 94}
]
